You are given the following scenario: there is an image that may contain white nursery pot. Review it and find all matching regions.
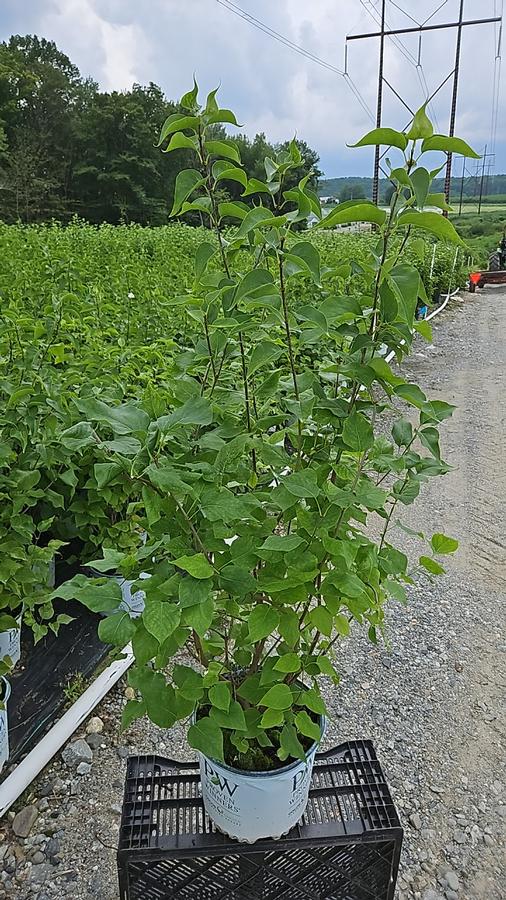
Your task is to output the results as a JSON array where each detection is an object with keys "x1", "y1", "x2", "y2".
[
  {"x1": 0, "y1": 677, "x2": 11, "y2": 773},
  {"x1": 198, "y1": 716, "x2": 325, "y2": 843},
  {"x1": 0, "y1": 610, "x2": 22, "y2": 668}
]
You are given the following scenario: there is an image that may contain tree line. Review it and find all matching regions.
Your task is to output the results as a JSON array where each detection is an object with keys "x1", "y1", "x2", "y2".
[{"x1": 0, "y1": 35, "x2": 321, "y2": 225}]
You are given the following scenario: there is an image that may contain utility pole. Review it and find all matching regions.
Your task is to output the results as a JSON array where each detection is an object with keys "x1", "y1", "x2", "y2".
[
  {"x1": 346, "y1": 4, "x2": 501, "y2": 206},
  {"x1": 477, "y1": 146, "x2": 495, "y2": 213},
  {"x1": 372, "y1": 0, "x2": 386, "y2": 206},
  {"x1": 458, "y1": 156, "x2": 466, "y2": 215},
  {"x1": 444, "y1": 0, "x2": 465, "y2": 205}
]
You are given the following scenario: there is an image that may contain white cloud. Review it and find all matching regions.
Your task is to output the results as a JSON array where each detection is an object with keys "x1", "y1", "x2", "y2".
[{"x1": 1, "y1": 0, "x2": 504, "y2": 174}]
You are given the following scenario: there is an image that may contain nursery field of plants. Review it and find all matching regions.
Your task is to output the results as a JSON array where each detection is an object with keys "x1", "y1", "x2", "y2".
[{"x1": 0, "y1": 219, "x2": 468, "y2": 386}]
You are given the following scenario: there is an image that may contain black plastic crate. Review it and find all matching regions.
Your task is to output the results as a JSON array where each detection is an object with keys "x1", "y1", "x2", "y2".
[{"x1": 117, "y1": 741, "x2": 403, "y2": 900}]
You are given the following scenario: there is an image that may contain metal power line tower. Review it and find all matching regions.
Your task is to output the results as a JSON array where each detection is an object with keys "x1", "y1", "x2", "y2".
[{"x1": 347, "y1": 1, "x2": 501, "y2": 206}]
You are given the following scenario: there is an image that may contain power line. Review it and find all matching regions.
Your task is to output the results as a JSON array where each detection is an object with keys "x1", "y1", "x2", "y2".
[
  {"x1": 214, "y1": 0, "x2": 344, "y2": 75},
  {"x1": 214, "y1": 0, "x2": 375, "y2": 122},
  {"x1": 360, "y1": 0, "x2": 440, "y2": 127}
]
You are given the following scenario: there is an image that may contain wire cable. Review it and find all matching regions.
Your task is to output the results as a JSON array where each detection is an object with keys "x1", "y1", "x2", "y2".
[{"x1": 214, "y1": 0, "x2": 376, "y2": 122}]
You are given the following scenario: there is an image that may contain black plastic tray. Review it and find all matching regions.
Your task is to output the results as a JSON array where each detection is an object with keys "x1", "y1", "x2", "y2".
[{"x1": 118, "y1": 741, "x2": 403, "y2": 900}]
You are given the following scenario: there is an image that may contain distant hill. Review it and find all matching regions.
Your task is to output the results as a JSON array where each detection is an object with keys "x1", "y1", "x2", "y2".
[{"x1": 318, "y1": 174, "x2": 506, "y2": 203}]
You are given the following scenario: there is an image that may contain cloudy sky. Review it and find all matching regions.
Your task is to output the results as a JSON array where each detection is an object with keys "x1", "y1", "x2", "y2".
[{"x1": 1, "y1": 0, "x2": 504, "y2": 178}]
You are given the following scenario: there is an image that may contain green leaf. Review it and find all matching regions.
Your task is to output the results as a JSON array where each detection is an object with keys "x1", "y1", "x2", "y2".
[
  {"x1": 163, "y1": 132, "x2": 197, "y2": 153},
  {"x1": 261, "y1": 708, "x2": 284, "y2": 728},
  {"x1": 158, "y1": 113, "x2": 199, "y2": 144},
  {"x1": 180, "y1": 78, "x2": 199, "y2": 110},
  {"x1": 410, "y1": 167, "x2": 430, "y2": 208},
  {"x1": 181, "y1": 595, "x2": 214, "y2": 637},
  {"x1": 247, "y1": 341, "x2": 282, "y2": 377},
  {"x1": 308, "y1": 605, "x2": 332, "y2": 636},
  {"x1": 430, "y1": 533, "x2": 459, "y2": 555},
  {"x1": 59, "y1": 423, "x2": 94, "y2": 451},
  {"x1": 94, "y1": 462, "x2": 122, "y2": 489},
  {"x1": 208, "y1": 682, "x2": 231, "y2": 712},
  {"x1": 397, "y1": 210, "x2": 463, "y2": 245},
  {"x1": 179, "y1": 576, "x2": 212, "y2": 608},
  {"x1": 236, "y1": 206, "x2": 276, "y2": 238},
  {"x1": 406, "y1": 104, "x2": 433, "y2": 140},
  {"x1": 288, "y1": 241, "x2": 321, "y2": 283},
  {"x1": 259, "y1": 683, "x2": 293, "y2": 710},
  {"x1": 301, "y1": 688, "x2": 326, "y2": 715},
  {"x1": 394, "y1": 383, "x2": 427, "y2": 409},
  {"x1": 421, "y1": 134, "x2": 480, "y2": 159},
  {"x1": 52, "y1": 574, "x2": 121, "y2": 614},
  {"x1": 76, "y1": 398, "x2": 149, "y2": 435},
  {"x1": 414, "y1": 319, "x2": 432, "y2": 341},
  {"x1": 392, "y1": 418, "x2": 413, "y2": 447},
  {"x1": 236, "y1": 269, "x2": 276, "y2": 303},
  {"x1": 146, "y1": 465, "x2": 194, "y2": 497},
  {"x1": 205, "y1": 139, "x2": 241, "y2": 163},
  {"x1": 194, "y1": 242, "x2": 216, "y2": 280},
  {"x1": 132, "y1": 626, "x2": 159, "y2": 666},
  {"x1": 247, "y1": 604, "x2": 280, "y2": 642},
  {"x1": 419, "y1": 555, "x2": 445, "y2": 575},
  {"x1": 342, "y1": 412, "x2": 374, "y2": 451},
  {"x1": 349, "y1": 127, "x2": 407, "y2": 151},
  {"x1": 188, "y1": 716, "x2": 224, "y2": 761},
  {"x1": 121, "y1": 699, "x2": 146, "y2": 731},
  {"x1": 319, "y1": 203, "x2": 386, "y2": 229},
  {"x1": 98, "y1": 611, "x2": 136, "y2": 647},
  {"x1": 173, "y1": 554, "x2": 214, "y2": 579},
  {"x1": 156, "y1": 397, "x2": 213, "y2": 430},
  {"x1": 273, "y1": 653, "x2": 301, "y2": 674},
  {"x1": 260, "y1": 534, "x2": 304, "y2": 552},
  {"x1": 419, "y1": 426, "x2": 440, "y2": 458},
  {"x1": 282, "y1": 471, "x2": 321, "y2": 499},
  {"x1": 171, "y1": 169, "x2": 206, "y2": 216},
  {"x1": 279, "y1": 724, "x2": 306, "y2": 762},
  {"x1": 206, "y1": 108, "x2": 241, "y2": 126},
  {"x1": 295, "y1": 710, "x2": 321, "y2": 742},
  {"x1": 278, "y1": 609, "x2": 300, "y2": 648},
  {"x1": 173, "y1": 664, "x2": 204, "y2": 700},
  {"x1": 86, "y1": 549, "x2": 126, "y2": 573},
  {"x1": 368, "y1": 357, "x2": 404, "y2": 386},
  {"x1": 143, "y1": 601, "x2": 180, "y2": 644},
  {"x1": 210, "y1": 700, "x2": 247, "y2": 730}
]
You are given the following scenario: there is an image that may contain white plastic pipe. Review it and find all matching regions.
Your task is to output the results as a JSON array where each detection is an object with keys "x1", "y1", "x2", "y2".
[{"x1": 0, "y1": 644, "x2": 134, "y2": 818}]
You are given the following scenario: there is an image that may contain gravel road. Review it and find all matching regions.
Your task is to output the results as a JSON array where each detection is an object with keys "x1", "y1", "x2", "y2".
[{"x1": 1, "y1": 287, "x2": 505, "y2": 900}]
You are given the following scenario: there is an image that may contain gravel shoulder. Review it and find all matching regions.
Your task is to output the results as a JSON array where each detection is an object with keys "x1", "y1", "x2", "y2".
[{"x1": 1, "y1": 288, "x2": 505, "y2": 900}]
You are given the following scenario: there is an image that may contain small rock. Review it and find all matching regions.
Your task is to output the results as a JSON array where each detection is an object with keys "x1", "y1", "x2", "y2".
[
  {"x1": 51, "y1": 778, "x2": 66, "y2": 795},
  {"x1": 422, "y1": 891, "x2": 444, "y2": 900},
  {"x1": 12, "y1": 805, "x2": 38, "y2": 838},
  {"x1": 37, "y1": 799, "x2": 49, "y2": 812},
  {"x1": 30, "y1": 863, "x2": 52, "y2": 884},
  {"x1": 454, "y1": 830, "x2": 466, "y2": 844},
  {"x1": 446, "y1": 892, "x2": 459, "y2": 900},
  {"x1": 44, "y1": 839, "x2": 60, "y2": 858},
  {"x1": 76, "y1": 762, "x2": 92, "y2": 776},
  {"x1": 454, "y1": 660, "x2": 463, "y2": 673},
  {"x1": 124, "y1": 686, "x2": 136, "y2": 701},
  {"x1": 62, "y1": 739, "x2": 92, "y2": 770},
  {"x1": 86, "y1": 716, "x2": 104, "y2": 735},
  {"x1": 445, "y1": 871, "x2": 459, "y2": 891},
  {"x1": 409, "y1": 812, "x2": 422, "y2": 830},
  {"x1": 31, "y1": 851, "x2": 45, "y2": 865},
  {"x1": 117, "y1": 747, "x2": 129, "y2": 760},
  {"x1": 483, "y1": 833, "x2": 494, "y2": 846},
  {"x1": 109, "y1": 803, "x2": 122, "y2": 816},
  {"x1": 86, "y1": 733, "x2": 102, "y2": 751}
]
